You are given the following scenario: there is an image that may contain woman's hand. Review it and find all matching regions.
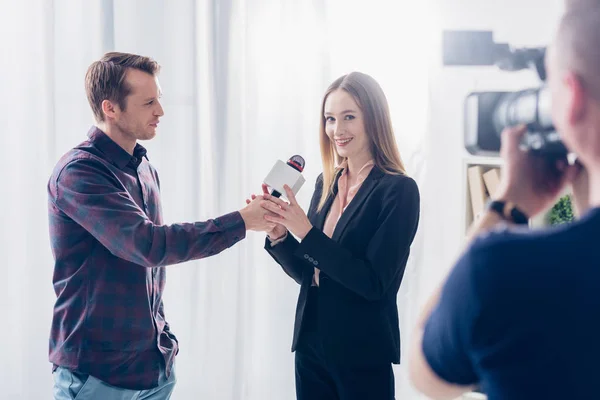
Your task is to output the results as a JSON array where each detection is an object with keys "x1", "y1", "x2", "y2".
[
  {"x1": 260, "y1": 184, "x2": 313, "y2": 240},
  {"x1": 246, "y1": 184, "x2": 287, "y2": 240}
]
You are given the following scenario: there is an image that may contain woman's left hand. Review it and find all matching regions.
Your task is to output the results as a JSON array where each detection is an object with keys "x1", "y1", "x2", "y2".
[{"x1": 261, "y1": 184, "x2": 313, "y2": 240}]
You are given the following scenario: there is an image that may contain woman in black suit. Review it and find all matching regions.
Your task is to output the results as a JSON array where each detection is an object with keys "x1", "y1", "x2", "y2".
[{"x1": 251, "y1": 72, "x2": 420, "y2": 400}]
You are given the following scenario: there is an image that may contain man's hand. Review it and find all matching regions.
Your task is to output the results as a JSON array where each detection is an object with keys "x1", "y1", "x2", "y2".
[
  {"x1": 239, "y1": 195, "x2": 278, "y2": 232},
  {"x1": 246, "y1": 184, "x2": 287, "y2": 240},
  {"x1": 495, "y1": 125, "x2": 579, "y2": 217}
]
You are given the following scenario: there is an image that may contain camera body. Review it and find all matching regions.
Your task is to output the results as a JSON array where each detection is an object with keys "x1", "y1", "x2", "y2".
[{"x1": 444, "y1": 30, "x2": 567, "y2": 157}]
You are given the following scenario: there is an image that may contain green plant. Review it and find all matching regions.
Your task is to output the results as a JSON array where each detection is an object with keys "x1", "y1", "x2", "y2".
[{"x1": 546, "y1": 195, "x2": 574, "y2": 225}]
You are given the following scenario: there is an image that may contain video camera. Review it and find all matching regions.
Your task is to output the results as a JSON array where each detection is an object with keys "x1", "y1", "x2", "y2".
[{"x1": 443, "y1": 30, "x2": 567, "y2": 157}]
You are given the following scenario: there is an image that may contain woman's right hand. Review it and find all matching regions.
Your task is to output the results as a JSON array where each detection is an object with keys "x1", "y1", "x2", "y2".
[{"x1": 246, "y1": 184, "x2": 288, "y2": 240}]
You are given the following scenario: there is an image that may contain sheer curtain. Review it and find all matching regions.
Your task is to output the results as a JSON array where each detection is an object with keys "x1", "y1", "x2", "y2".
[{"x1": 0, "y1": 0, "x2": 432, "y2": 398}]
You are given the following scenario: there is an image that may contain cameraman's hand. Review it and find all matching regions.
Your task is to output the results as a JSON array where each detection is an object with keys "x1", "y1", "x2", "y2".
[
  {"x1": 239, "y1": 195, "x2": 278, "y2": 232},
  {"x1": 245, "y1": 185, "x2": 287, "y2": 240},
  {"x1": 495, "y1": 125, "x2": 579, "y2": 217}
]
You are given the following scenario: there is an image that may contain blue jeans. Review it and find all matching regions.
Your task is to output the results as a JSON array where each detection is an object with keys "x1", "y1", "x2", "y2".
[{"x1": 52, "y1": 363, "x2": 176, "y2": 400}]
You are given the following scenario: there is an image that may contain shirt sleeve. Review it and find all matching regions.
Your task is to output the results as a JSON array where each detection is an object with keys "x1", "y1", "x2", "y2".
[
  {"x1": 50, "y1": 157, "x2": 246, "y2": 268},
  {"x1": 421, "y1": 247, "x2": 482, "y2": 386},
  {"x1": 268, "y1": 230, "x2": 288, "y2": 246}
]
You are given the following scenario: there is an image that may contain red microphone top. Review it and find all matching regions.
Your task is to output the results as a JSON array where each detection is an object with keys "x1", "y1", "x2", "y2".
[{"x1": 286, "y1": 155, "x2": 305, "y2": 172}]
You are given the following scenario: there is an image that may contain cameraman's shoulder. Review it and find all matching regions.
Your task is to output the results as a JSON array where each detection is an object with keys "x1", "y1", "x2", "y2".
[
  {"x1": 465, "y1": 224, "x2": 569, "y2": 287},
  {"x1": 470, "y1": 222, "x2": 574, "y2": 255},
  {"x1": 469, "y1": 224, "x2": 537, "y2": 263}
]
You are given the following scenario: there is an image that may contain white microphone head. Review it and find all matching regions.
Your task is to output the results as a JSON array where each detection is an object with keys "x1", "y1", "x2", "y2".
[{"x1": 263, "y1": 159, "x2": 306, "y2": 200}]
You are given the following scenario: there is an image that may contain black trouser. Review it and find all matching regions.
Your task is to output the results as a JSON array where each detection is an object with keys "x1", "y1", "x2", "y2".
[{"x1": 295, "y1": 287, "x2": 395, "y2": 400}]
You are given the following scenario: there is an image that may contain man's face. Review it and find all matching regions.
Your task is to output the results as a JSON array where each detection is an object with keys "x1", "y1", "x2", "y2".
[{"x1": 114, "y1": 69, "x2": 164, "y2": 141}]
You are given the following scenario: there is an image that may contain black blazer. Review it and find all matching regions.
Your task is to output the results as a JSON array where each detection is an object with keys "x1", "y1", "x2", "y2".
[{"x1": 265, "y1": 166, "x2": 420, "y2": 367}]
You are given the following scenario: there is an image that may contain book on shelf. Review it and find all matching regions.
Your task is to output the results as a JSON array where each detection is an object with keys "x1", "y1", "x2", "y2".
[{"x1": 467, "y1": 166, "x2": 502, "y2": 230}]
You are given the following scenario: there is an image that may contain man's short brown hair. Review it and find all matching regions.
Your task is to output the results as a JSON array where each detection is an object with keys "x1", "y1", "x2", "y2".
[{"x1": 85, "y1": 52, "x2": 160, "y2": 122}]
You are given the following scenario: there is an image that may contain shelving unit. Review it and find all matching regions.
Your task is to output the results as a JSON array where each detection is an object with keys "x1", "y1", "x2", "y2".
[
  {"x1": 462, "y1": 155, "x2": 503, "y2": 238},
  {"x1": 461, "y1": 154, "x2": 550, "y2": 239}
]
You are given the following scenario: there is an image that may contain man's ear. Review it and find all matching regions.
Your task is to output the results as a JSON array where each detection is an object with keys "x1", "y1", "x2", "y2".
[
  {"x1": 564, "y1": 71, "x2": 587, "y2": 125},
  {"x1": 101, "y1": 99, "x2": 118, "y2": 120}
]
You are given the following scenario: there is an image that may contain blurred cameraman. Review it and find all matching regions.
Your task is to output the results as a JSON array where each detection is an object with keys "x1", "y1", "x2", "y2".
[{"x1": 409, "y1": 2, "x2": 600, "y2": 399}]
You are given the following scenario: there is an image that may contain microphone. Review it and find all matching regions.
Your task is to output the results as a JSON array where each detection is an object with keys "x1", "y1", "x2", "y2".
[
  {"x1": 271, "y1": 155, "x2": 305, "y2": 197},
  {"x1": 285, "y1": 155, "x2": 305, "y2": 173},
  {"x1": 263, "y1": 155, "x2": 306, "y2": 199}
]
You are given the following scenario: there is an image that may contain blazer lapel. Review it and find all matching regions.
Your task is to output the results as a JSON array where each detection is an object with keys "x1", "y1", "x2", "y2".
[
  {"x1": 312, "y1": 171, "x2": 341, "y2": 231},
  {"x1": 331, "y1": 167, "x2": 384, "y2": 242}
]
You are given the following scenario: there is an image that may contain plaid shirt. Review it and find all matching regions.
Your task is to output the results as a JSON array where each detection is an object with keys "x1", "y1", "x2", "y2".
[{"x1": 47, "y1": 127, "x2": 246, "y2": 390}]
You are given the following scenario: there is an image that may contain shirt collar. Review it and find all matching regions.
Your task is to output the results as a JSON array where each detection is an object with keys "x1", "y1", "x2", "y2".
[
  {"x1": 87, "y1": 126, "x2": 148, "y2": 170},
  {"x1": 338, "y1": 159, "x2": 375, "y2": 181}
]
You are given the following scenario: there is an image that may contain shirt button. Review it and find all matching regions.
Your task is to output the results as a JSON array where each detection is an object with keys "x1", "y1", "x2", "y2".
[
  {"x1": 313, "y1": 261, "x2": 319, "y2": 266},
  {"x1": 304, "y1": 254, "x2": 309, "y2": 259},
  {"x1": 308, "y1": 257, "x2": 314, "y2": 262}
]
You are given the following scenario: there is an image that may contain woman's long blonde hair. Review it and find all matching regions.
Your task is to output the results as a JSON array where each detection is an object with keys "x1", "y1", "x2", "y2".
[{"x1": 317, "y1": 72, "x2": 406, "y2": 211}]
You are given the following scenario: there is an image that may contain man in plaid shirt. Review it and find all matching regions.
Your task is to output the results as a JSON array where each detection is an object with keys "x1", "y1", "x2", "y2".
[{"x1": 48, "y1": 52, "x2": 275, "y2": 399}]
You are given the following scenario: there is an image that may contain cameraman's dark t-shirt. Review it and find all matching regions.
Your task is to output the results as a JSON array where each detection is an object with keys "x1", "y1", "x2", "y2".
[{"x1": 422, "y1": 207, "x2": 600, "y2": 400}]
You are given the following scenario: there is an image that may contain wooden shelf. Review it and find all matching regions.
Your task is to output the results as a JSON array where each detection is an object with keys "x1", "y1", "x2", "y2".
[
  {"x1": 461, "y1": 156, "x2": 567, "y2": 237},
  {"x1": 463, "y1": 155, "x2": 503, "y2": 167},
  {"x1": 463, "y1": 160, "x2": 502, "y2": 236}
]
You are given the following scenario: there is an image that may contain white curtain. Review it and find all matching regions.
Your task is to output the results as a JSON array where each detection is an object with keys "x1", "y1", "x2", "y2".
[{"x1": 0, "y1": 0, "x2": 432, "y2": 398}]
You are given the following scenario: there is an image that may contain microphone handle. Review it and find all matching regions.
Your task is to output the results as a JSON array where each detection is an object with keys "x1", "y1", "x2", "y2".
[{"x1": 271, "y1": 189, "x2": 282, "y2": 198}]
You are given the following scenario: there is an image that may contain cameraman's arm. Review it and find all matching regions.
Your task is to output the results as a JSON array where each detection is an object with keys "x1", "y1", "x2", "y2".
[
  {"x1": 410, "y1": 126, "x2": 533, "y2": 398},
  {"x1": 408, "y1": 209, "x2": 506, "y2": 399},
  {"x1": 464, "y1": 208, "x2": 508, "y2": 245}
]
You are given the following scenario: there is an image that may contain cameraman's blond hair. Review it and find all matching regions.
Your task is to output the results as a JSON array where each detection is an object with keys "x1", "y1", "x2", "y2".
[
  {"x1": 564, "y1": 0, "x2": 600, "y2": 10},
  {"x1": 556, "y1": 4, "x2": 600, "y2": 100}
]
